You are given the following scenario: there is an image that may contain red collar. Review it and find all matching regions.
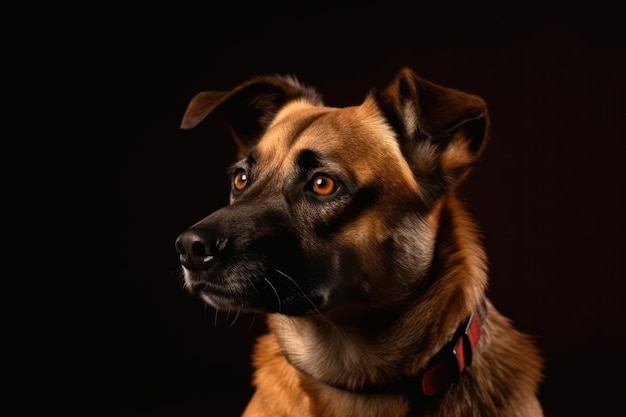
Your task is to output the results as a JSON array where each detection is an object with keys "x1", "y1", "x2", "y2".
[{"x1": 419, "y1": 300, "x2": 487, "y2": 396}]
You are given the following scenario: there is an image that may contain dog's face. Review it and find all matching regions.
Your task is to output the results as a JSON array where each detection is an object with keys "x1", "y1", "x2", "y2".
[{"x1": 176, "y1": 68, "x2": 488, "y2": 316}]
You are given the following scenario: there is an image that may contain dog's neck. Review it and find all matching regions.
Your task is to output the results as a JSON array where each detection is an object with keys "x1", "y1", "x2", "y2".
[{"x1": 269, "y1": 300, "x2": 487, "y2": 396}]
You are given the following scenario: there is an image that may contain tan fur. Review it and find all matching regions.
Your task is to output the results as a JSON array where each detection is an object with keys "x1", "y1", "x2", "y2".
[
  {"x1": 178, "y1": 68, "x2": 544, "y2": 417},
  {"x1": 242, "y1": 197, "x2": 543, "y2": 417}
]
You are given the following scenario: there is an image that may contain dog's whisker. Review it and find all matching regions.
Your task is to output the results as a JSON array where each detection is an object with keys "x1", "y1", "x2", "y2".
[
  {"x1": 274, "y1": 269, "x2": 321, "y2": 314},
  {"x1": 228, "y1": 309, "x2": 241, "y2": 328},
  {"x1": 175, "y1": 270, "x2": 188, "y2": 292},
  {"x1": 263, "y1": 277, "x2": 282, "y2": 313},
  {"x1": 247, "y1": 314, "x2": 257, "y2": 331}
]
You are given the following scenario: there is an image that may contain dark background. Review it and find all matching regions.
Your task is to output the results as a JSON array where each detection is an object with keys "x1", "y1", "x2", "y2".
[{"x1": 12, "y1": 2, "x2": 625, "y2": 416}]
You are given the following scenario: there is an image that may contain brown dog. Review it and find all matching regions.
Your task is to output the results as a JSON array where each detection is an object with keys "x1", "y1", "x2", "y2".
[{"x1": 175, "y1": 67, "x2": 544, "y2": 416}]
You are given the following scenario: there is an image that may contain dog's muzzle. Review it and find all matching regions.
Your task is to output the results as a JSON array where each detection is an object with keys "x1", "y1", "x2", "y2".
[{"x1": 173, "y1": 203, "x2": 354, "y2": 315}]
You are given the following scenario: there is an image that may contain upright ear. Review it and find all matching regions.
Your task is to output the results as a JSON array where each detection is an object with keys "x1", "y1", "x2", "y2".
[
  {"x1": 180, "y1": 75, "x2": 322, "y2": 155},
  {"x1": 372, "y1": 67, "x2": 489, "y2": 197}
]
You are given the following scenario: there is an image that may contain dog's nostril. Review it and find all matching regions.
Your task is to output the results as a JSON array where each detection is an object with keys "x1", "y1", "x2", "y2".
[{"x1": 191, "y1": 240, "x2": 211, "y2": 258}]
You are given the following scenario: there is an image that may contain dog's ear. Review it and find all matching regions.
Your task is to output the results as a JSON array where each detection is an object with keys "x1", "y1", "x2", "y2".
[
  {"x1": 373, "y1": 67, "x2": 489, "y2": 193},
  {"x1": 180, "y1": 75, "x2": 322, "y2": 154}
]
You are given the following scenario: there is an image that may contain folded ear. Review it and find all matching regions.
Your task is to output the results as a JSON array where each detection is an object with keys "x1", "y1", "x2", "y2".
[
  {"x1": 180, "y1": 75, "x2": 322, "y2": 155},
  {"x1": 372, "y1": 67, "x2": 489, "y2": 197}
]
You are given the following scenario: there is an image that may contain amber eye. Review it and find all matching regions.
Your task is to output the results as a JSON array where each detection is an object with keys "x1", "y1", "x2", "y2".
[
  {"x1": 233, "y1": 170, "x2": 248, "y2": 191},
  {"x1": 311, "y1": 175, "x2": 336, "y2": 196}
]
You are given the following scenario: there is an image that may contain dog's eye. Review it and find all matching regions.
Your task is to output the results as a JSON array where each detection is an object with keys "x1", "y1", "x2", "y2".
[
  {"x1": 311, "y1": 175, "x2": 337, "y2": 196},
  {"x1": 233, "y1": 169, "x2": 249, "y2": 191}
]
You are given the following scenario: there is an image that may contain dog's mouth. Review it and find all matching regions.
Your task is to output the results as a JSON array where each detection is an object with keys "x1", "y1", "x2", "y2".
[{"x1": 183, "y1": 267, "x2": 326, "y2": 315}]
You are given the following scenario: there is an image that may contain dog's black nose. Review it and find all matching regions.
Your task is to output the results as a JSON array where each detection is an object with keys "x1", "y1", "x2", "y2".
[{"x1": 175, "y1": 229, "x2": 228, "y2": 271}]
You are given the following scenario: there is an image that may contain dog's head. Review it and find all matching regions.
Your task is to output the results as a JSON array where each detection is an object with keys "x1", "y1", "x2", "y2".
[{"x1": 175, "y1": 68, "x2": 488, "y2": 316}]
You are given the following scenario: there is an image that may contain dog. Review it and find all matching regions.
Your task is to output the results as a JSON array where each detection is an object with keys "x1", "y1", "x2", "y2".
[{"x1": 175, "y1": 67, "x2": 544, "y2": 416}]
